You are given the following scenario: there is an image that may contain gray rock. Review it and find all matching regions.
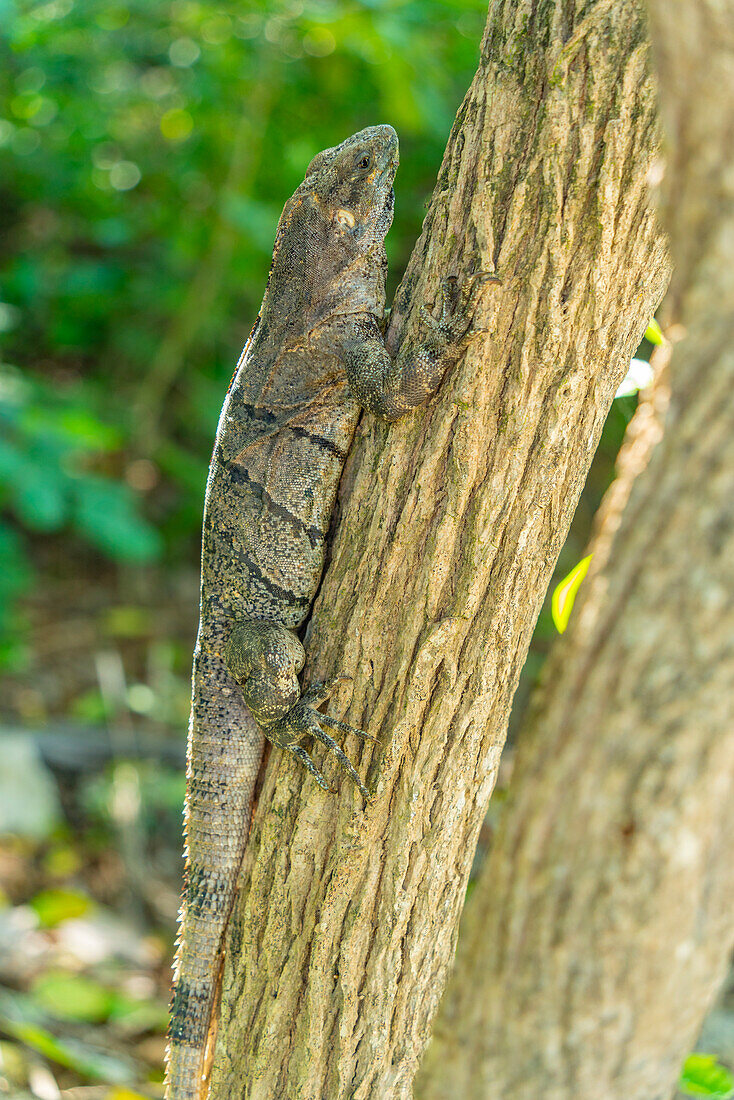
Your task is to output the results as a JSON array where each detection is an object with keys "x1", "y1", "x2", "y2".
[{"x1": 0, "y1": 732, "x2": 61, "y2": 839}]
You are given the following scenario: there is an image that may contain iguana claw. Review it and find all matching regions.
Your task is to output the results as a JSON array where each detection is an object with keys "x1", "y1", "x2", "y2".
[{"x1": 269, "y1": 674, "x2": 375, "y2": 801}]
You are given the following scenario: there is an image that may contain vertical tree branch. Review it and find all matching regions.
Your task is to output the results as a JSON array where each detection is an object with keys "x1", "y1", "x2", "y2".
[
  {"x1": 209, "y1": 2, "x2": 669, "y2": 1097},
  {"x1": 417, "y1": 3, "x2": 734, "y2": 1098}
]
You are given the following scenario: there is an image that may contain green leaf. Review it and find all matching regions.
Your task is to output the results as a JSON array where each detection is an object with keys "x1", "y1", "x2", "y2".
[
  {"x1": 29, "y1": 887, "x2": 92, "y2": 927},
  {"x1": 1, "y1": 1020, "x2": 133, "y2": 1084},
  {"x1": 103, "y1": 605, "x2": 153, "y2": 638},
  {"x1": 10, "y1": 462, "x2": 68, "y2": 530},
  {"x1": 107, "y1": 991, "x2": 169, "y2": 1034},
  {"x1": 21, "y1": 402, "x2": 120, "y2": 451},
  {"x1": 55, "y1": 407, "x2": 123, "y2": 450},
  {"x1": 156, "y1": 440, "x2": 206, "y2": 495},
  {"x1": 69, "y1": 687, "x2": 111, "y2": 723},
  {"x1": 220, "y1": 193, "x2": 280, "y2": 253},
  {"x1": 72, "y1": 478, "x2": 162, "y2": 562},
  {"x1": 0, "y1": 437, "x2": 24, "y2": 478},
  {"x1": 0, "y1": 989, "x2": 136, "y2": 1084},
  {"x1": 645, "y1": 317, "x2": 665, "y2": 345},
  {"x1": 680, "y1": 1054, "x2": 734, "y2": 1098},
  {"x1": 2, "y1": 1021, "x2": 87, "y2": 1073},
  {"x1": 0, "y1": 521, "x2": 32, "y2": 623},
  {"x1": 30, "y1": 972, "x2": 113, "y2": 1024},
  {"x1": 551, "y1": 554, "x2": 593, "y2": 634}
]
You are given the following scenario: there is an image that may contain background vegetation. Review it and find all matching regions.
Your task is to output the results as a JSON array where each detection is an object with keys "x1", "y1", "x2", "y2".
[{"x1": 0, "y1": 2, "x2": 683, "y2": 1098}]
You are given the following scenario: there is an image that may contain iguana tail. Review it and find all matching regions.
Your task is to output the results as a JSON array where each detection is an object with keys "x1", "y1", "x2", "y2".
[{"x1": 165, "y1": 641, "x2": 263, "y2": 1100}]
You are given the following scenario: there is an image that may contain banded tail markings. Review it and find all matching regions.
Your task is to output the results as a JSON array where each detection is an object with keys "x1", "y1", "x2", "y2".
[
  {"x1": 169, "y1": 980, "x2": 213, "y2": 1046},
  {"x1": 185, "y1": 864, "x2": 231, "y2": 918}
]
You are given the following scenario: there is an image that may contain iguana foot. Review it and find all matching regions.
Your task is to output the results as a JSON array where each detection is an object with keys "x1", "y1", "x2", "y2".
[
  {"x1": 421, "y1": 270, "x2": 500, "y2": 348},
  {"x1": 225, "y1": 622, "x2": 375, "y2": 800},
  {"x1": 269, "y1": 675, "x2": 375, "y2": 801}
]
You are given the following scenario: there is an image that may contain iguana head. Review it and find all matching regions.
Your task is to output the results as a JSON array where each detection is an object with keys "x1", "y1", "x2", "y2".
[
  {"x1": 262, "y1": 125, "x2": 399, "y2": 325},
  {"x1": 302, "y1": 124, "x2": 398, "y2": 248}
]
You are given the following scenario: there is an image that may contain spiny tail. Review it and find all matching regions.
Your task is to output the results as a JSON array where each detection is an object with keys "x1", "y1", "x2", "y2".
[{"x1": 165, "y1": 643, "x2": 263, "y2": 1100}]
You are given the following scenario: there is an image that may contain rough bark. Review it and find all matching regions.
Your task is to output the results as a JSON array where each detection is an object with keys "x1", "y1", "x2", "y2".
[
  {"x1": 209, "y1": 2, "x2": 670, "y2": 1097},
  {"x1": 416, "y1": 3, "x2": 734, "y2": 1099}
]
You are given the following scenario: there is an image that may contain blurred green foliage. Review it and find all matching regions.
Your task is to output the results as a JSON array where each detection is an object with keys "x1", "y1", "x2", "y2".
[
  {"x1": 0, "y1": 0, "x2": 487, "y2": 669},
  {"x1": 0, "y1": 364, "x2": 162, "y2": 550}
]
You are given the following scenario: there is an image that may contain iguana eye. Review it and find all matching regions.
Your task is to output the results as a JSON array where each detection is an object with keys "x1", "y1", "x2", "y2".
[{"x1": 358, "y1": 154, "x2": 371, "y2": 170}]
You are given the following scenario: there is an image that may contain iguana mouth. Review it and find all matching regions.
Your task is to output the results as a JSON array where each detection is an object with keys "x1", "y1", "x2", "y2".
[{"x1": 374, "y1": 186, "x2": 395, "y2": 240}]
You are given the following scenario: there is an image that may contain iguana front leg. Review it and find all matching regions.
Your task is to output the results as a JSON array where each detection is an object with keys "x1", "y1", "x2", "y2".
[{"x1": 338, "y1": 272, "x2": 494, "y2": 422}]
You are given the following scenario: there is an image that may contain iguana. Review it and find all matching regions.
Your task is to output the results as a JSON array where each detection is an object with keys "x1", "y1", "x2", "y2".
[{"x1": 166, "y1": 124, "x2": 488, "y2": 1100}]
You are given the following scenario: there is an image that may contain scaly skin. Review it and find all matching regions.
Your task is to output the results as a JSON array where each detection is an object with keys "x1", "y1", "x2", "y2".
[{"x1": 166, "y1": 124, "x2": 488, "y2": 1100}]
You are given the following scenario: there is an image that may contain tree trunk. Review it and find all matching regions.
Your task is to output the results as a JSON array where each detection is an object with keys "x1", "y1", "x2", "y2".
[
  {"x1": 416, "y1": 3, "x2": 734, "y2": 1099},
  {"x1": 209, "y1": 2, "x2": 669, "y2": 1097}
]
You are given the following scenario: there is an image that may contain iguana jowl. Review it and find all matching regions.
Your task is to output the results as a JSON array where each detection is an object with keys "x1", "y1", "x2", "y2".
[{"x1": 166, "y1": 124, "x2": 486, "y2": 1100}]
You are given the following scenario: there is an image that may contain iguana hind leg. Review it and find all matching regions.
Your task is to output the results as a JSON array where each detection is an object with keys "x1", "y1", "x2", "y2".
[
  {"x1": 224, "y1": 620, "x2": 304, "y2": 727},
  {"x1": 225, "y1": 621, "x2": 373, "y2": 800}
]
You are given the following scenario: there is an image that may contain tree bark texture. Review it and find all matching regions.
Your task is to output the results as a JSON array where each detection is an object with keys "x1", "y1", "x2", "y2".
[
  {"x1": 416, "y1": 3, "x2": 734, "y2": 1099},
  {"x1": 209, "y1": 2, "x2": 669, "y2": 1097}
]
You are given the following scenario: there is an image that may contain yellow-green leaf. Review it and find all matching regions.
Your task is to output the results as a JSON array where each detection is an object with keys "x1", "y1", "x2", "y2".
[
  {"x1": 645, "y1": 318, "x2": 664, "y2": 345},
  {"x1": 680, "y1": 1053, "x2": 734, "y2": 1098},
  {"x1": 0, "y1": 1039, "x2": 28, "y2": 1086},
  {"x1": 551, "y1": 555, "x2": 593, "y2": 634},
  {"x1": 42, "y1": 843, "x2": 82, "y2": 878}
]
